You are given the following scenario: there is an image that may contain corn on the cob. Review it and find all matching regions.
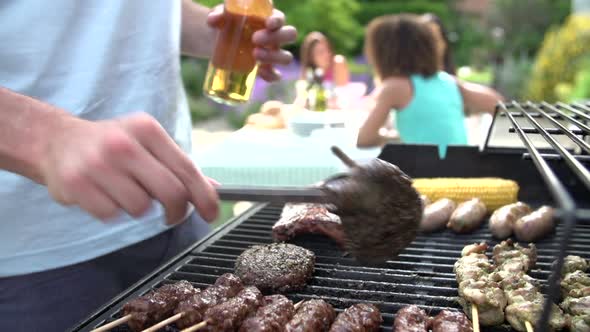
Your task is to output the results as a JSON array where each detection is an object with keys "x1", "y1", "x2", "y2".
[{"x1": 412, "y1": 177, "x2": 519, "y2": 212}]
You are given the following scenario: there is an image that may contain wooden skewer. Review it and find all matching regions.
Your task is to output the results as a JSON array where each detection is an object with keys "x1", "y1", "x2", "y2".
[
  {"x1": 471, "y1": 304, "x2": 480, "y2": 332},
  {"x1": 90, "y1": 314, "x2": 132, "y2": 332},
  {"x1": 331, "y1": 146, "x2": 358, "y2": 168},
  {"x1": 294, "y1": 300, "x2": 304, "y2": 310},
  {"x1": 141, "y1": 312, "x2": 184, "y2": 332},
  {"x1": 181, "y1": 320, "x2": 209, "y2": 332},
  {"x1": 525, "y1": 320, "x2": 534, "y2": 332}
]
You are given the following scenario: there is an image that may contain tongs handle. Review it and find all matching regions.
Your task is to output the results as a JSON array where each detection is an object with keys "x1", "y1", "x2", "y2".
[{"x1": 216, "y1": 186, "x2": 328, "y2": 203}]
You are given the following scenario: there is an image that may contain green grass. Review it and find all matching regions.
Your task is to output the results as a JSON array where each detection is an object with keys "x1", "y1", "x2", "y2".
[{"x1": 457, "y1": 66, "x2": 494, "y2": 85}]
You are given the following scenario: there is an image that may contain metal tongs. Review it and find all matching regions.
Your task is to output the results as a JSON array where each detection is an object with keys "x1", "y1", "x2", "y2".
[{"x1": 215, "y1": 147, "x2": 356, "y2": 204}]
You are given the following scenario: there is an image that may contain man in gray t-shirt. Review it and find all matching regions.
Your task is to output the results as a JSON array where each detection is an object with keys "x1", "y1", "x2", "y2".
[{"x1": 0, "y1": 1, "x2": 296, "y2": 331}]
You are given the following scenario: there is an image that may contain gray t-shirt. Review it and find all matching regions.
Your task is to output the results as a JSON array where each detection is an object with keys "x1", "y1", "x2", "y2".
[{"x1": 0, "y1": 0, "x2": 193, "y2": 276}]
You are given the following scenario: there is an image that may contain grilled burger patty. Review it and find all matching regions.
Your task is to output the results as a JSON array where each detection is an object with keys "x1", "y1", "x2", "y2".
[{"x1": 235, "y1": 243, "x2": 315, "y2": 293}]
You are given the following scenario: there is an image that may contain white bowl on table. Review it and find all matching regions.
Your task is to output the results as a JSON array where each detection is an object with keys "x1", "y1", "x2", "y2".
[{"x1": 287, "y1": 110, "x2": 346, "y2": 137}]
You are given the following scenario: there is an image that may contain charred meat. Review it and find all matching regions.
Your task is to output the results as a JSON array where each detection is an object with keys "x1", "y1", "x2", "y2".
[
  {"x1": 272, "y1": 203, "x2": 346, "y2": 247},
  {"x1": 175, "y1": 273, "x2": 243, "y2": 329},
  {"x1": 235, "y1": 243, "x2": 315, "y2": 294},
  {"x1": 430, "y1": 310, "x2": 473, "y2": 332},
  {"x1": 239, "y1": 295, "x2": 295, "y2": 332},
  {"x1": 393, "y1": 305, "x2": 430, "y2": 332},
  {"x1": 284, "y1": 299, "x2": 336, "y2": 332},
  {"x1": 329, "y1": 303, "x2": 382, "y2": 332},
  {"x1": 121, "y1": 280, "x2": 199, "y2": 331},
  {"x1": 203, "y1": 286, "x2": 263, "y2": 332}
]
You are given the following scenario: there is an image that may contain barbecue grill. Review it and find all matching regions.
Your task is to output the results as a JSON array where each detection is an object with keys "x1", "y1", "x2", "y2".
[{"x1": 71, "y1": 101, "x2": 590, "y2": 332}]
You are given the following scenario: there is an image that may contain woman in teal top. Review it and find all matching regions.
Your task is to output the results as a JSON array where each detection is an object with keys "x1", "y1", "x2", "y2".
[{"x1": 358, "y1": 14, "x2": 503, "y2": 157}]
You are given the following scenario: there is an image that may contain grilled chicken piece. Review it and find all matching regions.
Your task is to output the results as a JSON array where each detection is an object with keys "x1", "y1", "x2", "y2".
[
  {"x1": 458, "y1": 277, "x2": 507, "y2": 326},
  {"x1": 506, "y1": 300, "x2": 567, "y2": 331},
  {"x1": 559, "y1": 255, "x2": 590, "y2": 276}
]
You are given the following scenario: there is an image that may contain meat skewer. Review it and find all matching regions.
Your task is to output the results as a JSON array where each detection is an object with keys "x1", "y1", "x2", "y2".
[
  {"x1": 392, "y1": 305, "x2": 430, "y2": 332},
  {"x1": 454, "y1": 242, "x2": 506, "y2": 327},
  {"x1": 178, "y1": 286, "x2": 263, "y2": 332},
  {"x1": 430, "y1": 310, "x2": 473, "y2": 332},
  {"x1": 329, "y1": 303, "x2": 382, "y2": 332},
  {"x1": 557, "y1": 255, "x2": 590, "y2": 331},
  {"x1": 284, "y1": 299, "x2": 336, "y2": 332},
  {"x1": 238, "y1": 295, "x2": 295, "y2": 332},
  {"x1": 132, "y1": 273, "x2": 243, "y2": 332},
  {"x1": 490, "y1": 240, "x2": 566, "y2": 331},
  {"x1": 90, "y1": 280, "x2": 200, "y2": 332}
]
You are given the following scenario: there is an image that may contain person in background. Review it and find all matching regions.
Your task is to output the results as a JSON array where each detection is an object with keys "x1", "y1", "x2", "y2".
[
  {"x1": 0, "y1": 1, "x2": 296, "y2": 331},
  {"x1": 299, "y1": 31, "x2": 350, "y2": 87},
  {"x1": 420, "y1": 13, "x2": 457, "y2": 75},
  {"x1": 421, "y1": 13, "x2": 504, "y2": 145},
  {"x1": 357, "y1": 14, "x2": 503, "y2": 157}
]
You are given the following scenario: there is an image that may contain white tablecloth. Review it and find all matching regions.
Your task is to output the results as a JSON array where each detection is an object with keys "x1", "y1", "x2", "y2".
[{"x1": 193, "y1": 127, "x2": 381, "y2": 186}]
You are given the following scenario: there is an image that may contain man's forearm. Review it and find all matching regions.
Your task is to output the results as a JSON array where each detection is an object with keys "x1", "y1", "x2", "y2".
[
  {"x1": 181, "y1": 0, "x2": 217, "y2": 58},
  {"x1": 0, "y1": 87, "x2": 69, "y2": 183}
]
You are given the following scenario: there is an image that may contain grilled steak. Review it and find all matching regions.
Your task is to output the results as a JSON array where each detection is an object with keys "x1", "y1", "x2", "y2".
[
  {"x1": 235, "y1": 243, "x2": 315, "y2": 293},
  {"x1": 175, "y1": 273, "x2": 243, "y2": 328},
  {"x1": 239, "y1": 294, "x2": 295, "y2": 332},
  {"x1": 122, "y1": 280, "x2": 199, "y2": 331},
  {"x1": 393, "y1": 305, "x2": 430, "y2": 332},
  {"x1": 430, "y1": 310, "x2": 473, "y2": 332},
  {"x1": 272, "y1": 203, "x2": 347, "y2": 247},
  {"x1": 203, "y1": 286, "x2": 263, "y2": 332},
  {"x1": 329, "y1": 303, "x2": 383, "y2": 332},
  {"x1": 285, "y1": 299, "x2": 336, "y2": 332}
]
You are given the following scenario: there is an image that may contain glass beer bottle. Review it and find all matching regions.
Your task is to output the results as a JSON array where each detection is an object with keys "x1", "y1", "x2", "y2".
[{"x1": 203, "y1": 0, "x2": 273, "y2": 105}]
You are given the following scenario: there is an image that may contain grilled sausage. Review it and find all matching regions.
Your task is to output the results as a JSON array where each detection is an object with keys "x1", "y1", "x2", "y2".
[
  {"x1": 489, "y1": 202, "x2": 532, "y2": 239},
  {"x1": 420, "y1": 198, "x2": 457, "y2": 233},
  {"x1": 447, "y1": 198, "x2": 487, "y2": 233},
  {"x1": 513, "y1": 206, "x2": 555, "y2": 242}
]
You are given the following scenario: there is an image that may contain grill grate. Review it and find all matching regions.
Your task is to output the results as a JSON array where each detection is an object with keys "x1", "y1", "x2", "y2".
[
  {"x1": 72, "y1": 203, "x2": 590, "y2": 332},
  {"x1": 72, "y1": 101, "x2": 590, "y2": 332},
  {"x1": 483, "y1": 101, "x2": 590, "y2": 331}
]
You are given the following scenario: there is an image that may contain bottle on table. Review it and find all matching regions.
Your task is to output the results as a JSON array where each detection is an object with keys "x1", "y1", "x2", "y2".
[
  {"x1": 306, "y1": 68, "x2": 327, "y2": 112},
  {"x1": 203, "y1": 0, "x2": 273, "y2": 105}
]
